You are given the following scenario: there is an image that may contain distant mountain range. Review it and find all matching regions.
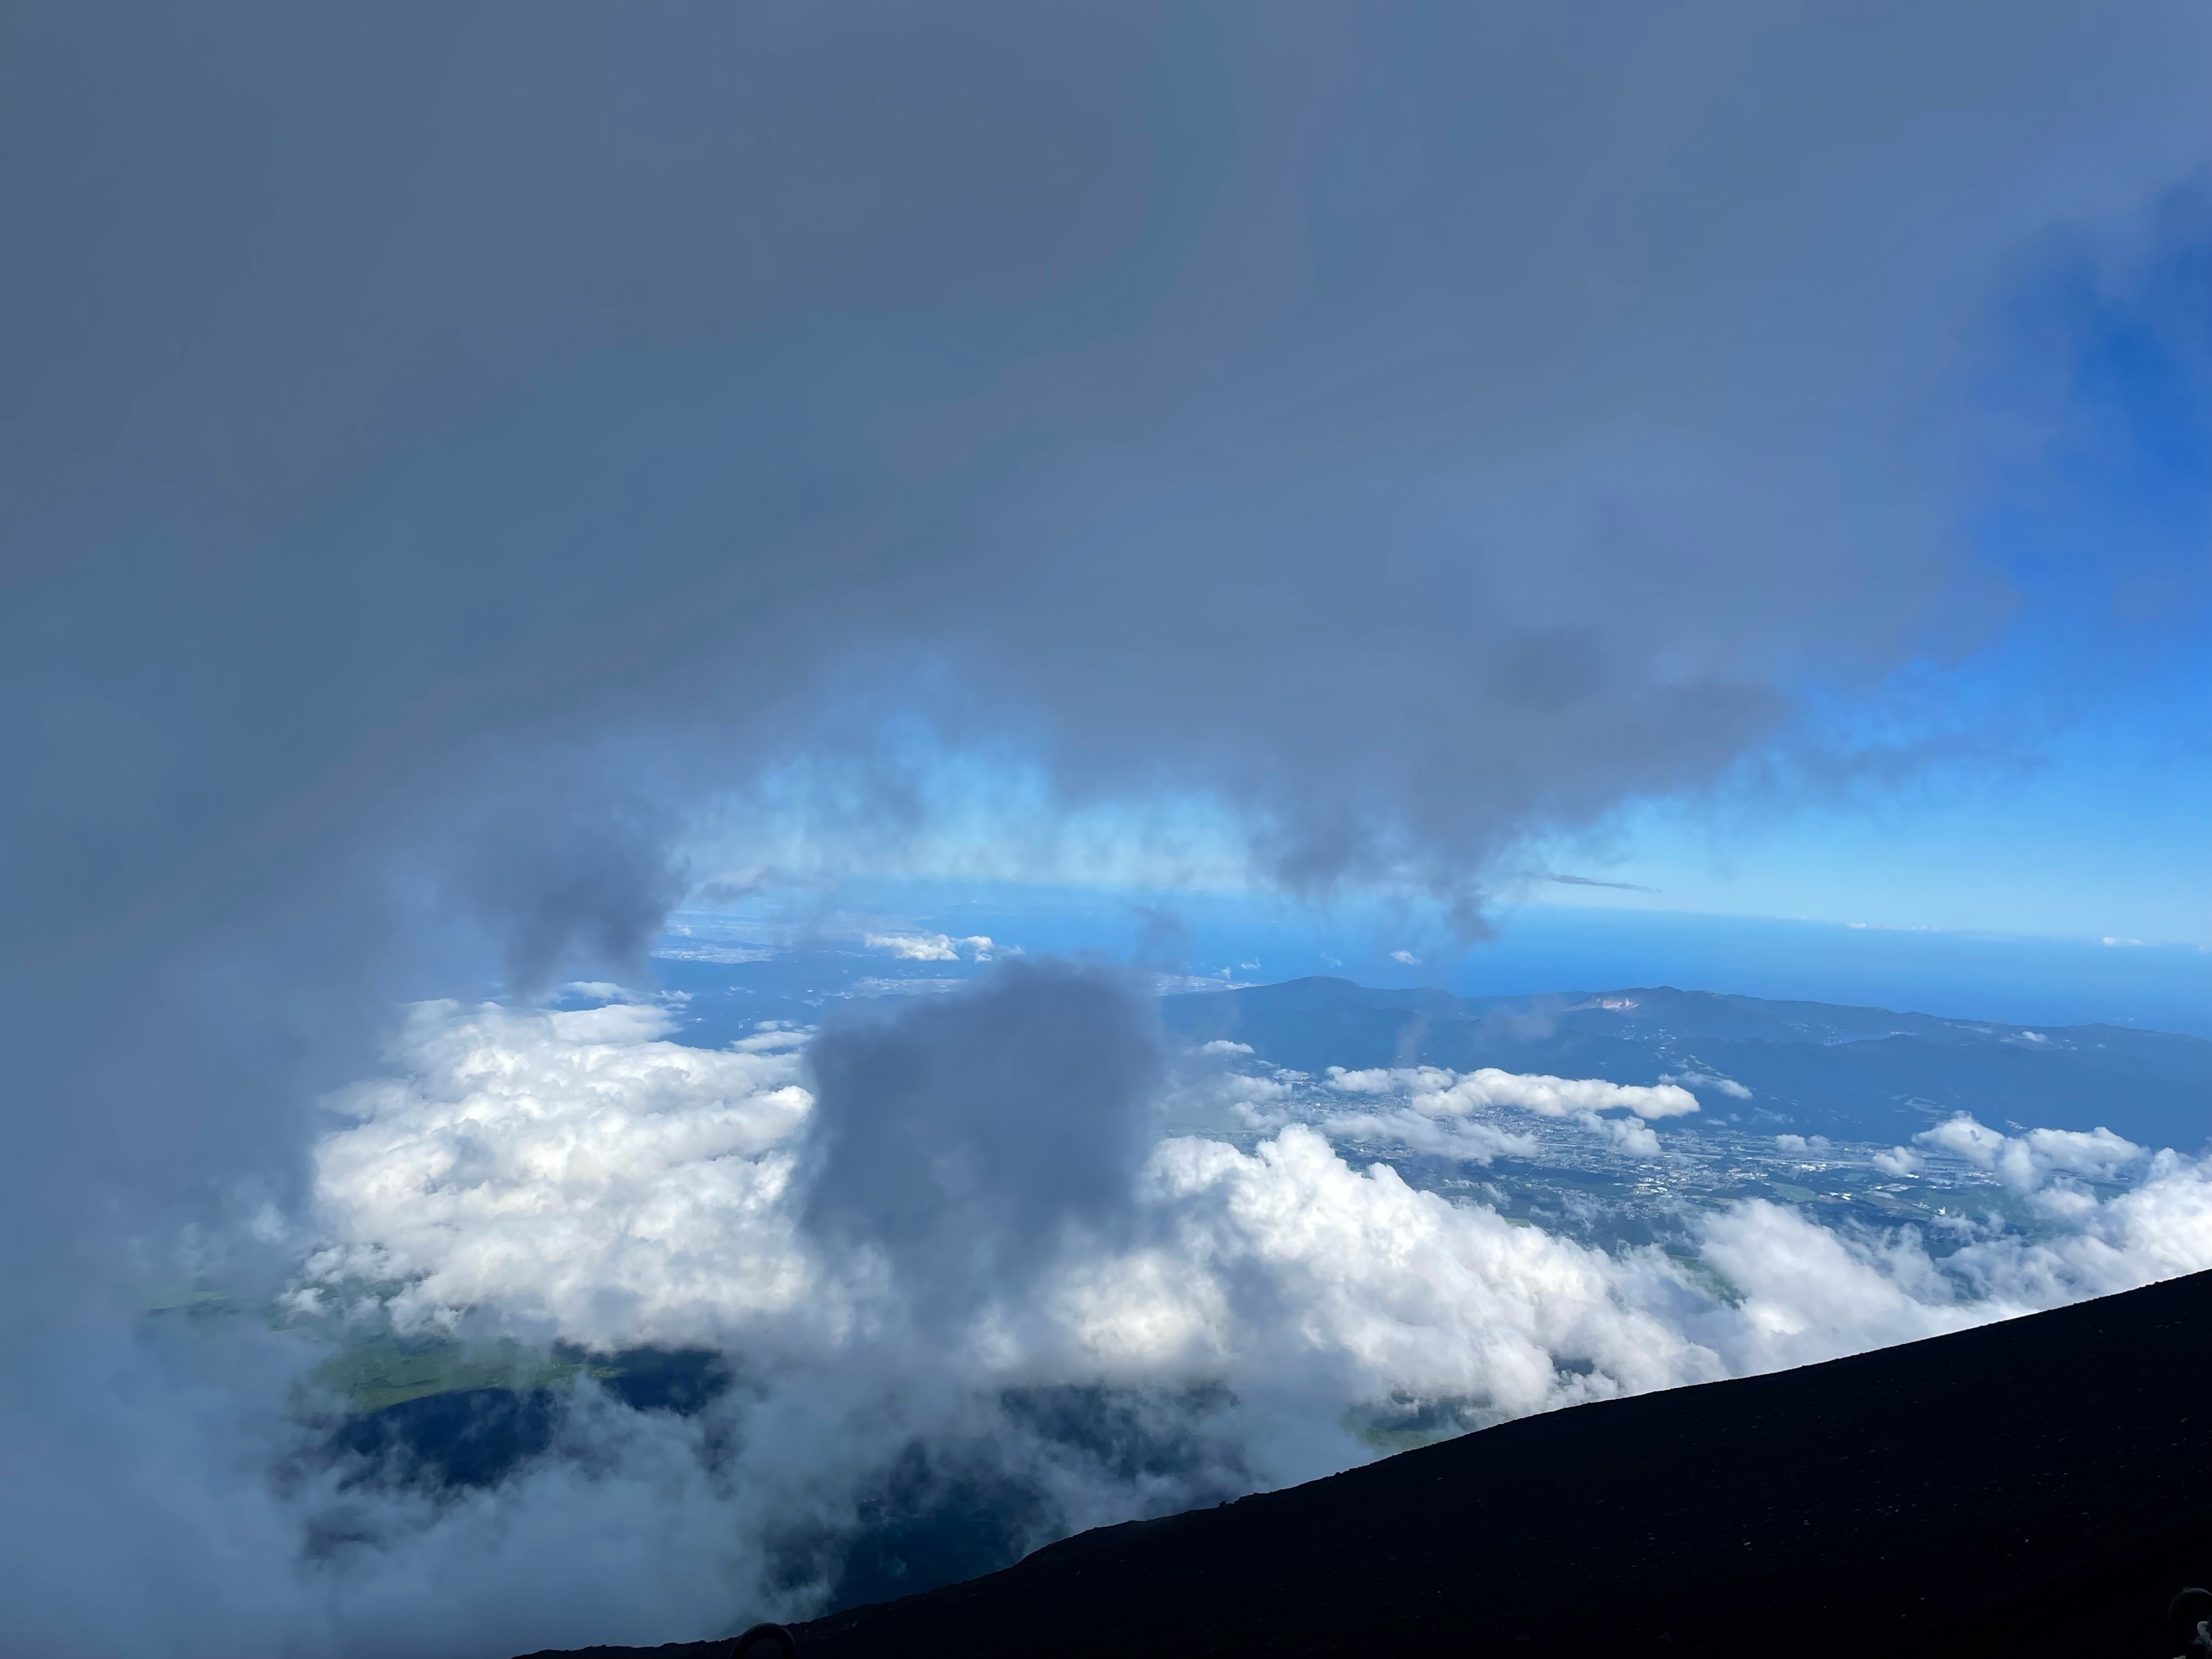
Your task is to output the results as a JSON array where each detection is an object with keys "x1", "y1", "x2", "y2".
[{"x1": 1162, "y1": 978, "x2": 2212, "y2": 1148}]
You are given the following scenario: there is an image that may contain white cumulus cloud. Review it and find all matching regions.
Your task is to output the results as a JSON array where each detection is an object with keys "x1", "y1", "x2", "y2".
[
  {"x1": 275, "y1": 1002, "x2": 2212, "y2": 1635},
  {"x1": 308, "y1": 1001, "x2": 817, "y2": 1347},
  {"x1": 1661, "y1": 1068, "x2": 1753, "y2": 1099},
  {"x1": 1327, "y1": 1064, "x2": 1699, "y2": 1120},
  {"x1": 1915, "y1": 1113, "x2": 2148, "y2": 1195},
  {"x1": 863, "y1": 932, "x2": 1002, "y2": 962}
]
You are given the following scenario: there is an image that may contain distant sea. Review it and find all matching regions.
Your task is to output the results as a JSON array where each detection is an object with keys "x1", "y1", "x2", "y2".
[{"x1": 674, "y1": 880, "x2": 2212, "y2": 1038}]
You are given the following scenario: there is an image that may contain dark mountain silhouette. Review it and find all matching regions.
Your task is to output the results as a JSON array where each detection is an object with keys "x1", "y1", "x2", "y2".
[
  {"x1": 331, "y1": 1386, "x2": 565, "y2": 1491},
  {"x1": 516, "y1": 1267, "x2": 2212, "y2": 1657},
  {"x1": 317, "y1": 1347, "x2": 736, "y2": 1494},
  {"x1": 1164, "y1": 977, "x2": 2212, "y2": 1146}
]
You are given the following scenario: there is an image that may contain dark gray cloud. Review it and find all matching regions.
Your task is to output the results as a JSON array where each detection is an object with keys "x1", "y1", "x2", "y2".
[
  {"x1": 1128, "y1": 905, "x2": 1195, "y2": 973},
  {"x1": 804, "y1": 962, "x2": 1162, "y2": 1319},
  {"x1": 0, "y1": 2, "x2": 2206, "y2": 1648}
]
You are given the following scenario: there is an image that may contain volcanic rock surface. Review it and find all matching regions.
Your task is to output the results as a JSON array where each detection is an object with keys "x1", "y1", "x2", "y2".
[{"x1": 517, "y1": 1267, "x2": 2212, "y2": 1657}]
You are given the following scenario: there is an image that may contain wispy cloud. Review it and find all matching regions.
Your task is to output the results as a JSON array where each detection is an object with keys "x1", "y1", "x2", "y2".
[{"x1": 1546, "y1": 873, "x2": 1660, "y2": 893}]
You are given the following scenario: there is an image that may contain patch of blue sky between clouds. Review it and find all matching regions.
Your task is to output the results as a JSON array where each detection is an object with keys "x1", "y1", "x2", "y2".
[
  {"x1": 1496, "y1": 193, "x2": 2212, "y2": 951},
  {"x1": 676, "y1": 196, "x2": 2210, "y2": 967}
]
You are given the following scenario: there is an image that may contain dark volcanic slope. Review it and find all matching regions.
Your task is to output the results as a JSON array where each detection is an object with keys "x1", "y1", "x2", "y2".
[{"x1": 760, "y1": 1271, "x2": 2212, "y2": 1658}]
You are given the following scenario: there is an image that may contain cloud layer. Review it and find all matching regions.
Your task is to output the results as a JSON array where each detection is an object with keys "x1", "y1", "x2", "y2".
[
  {"x1": 7, "y1": 0, "x2": 2205, "y2": 1310},
  {"x1": 235, "y1": 972, "x2": 2212, "y2": 1650}
]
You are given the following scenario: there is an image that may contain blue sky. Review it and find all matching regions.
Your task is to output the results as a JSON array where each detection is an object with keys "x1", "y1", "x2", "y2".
[
  {"x1": 690, "y1": 190, "x2": 2211, "y2": 958},
  {"x1": 1612, "y1": 198, "x2": 2210, "y2": 947}
]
